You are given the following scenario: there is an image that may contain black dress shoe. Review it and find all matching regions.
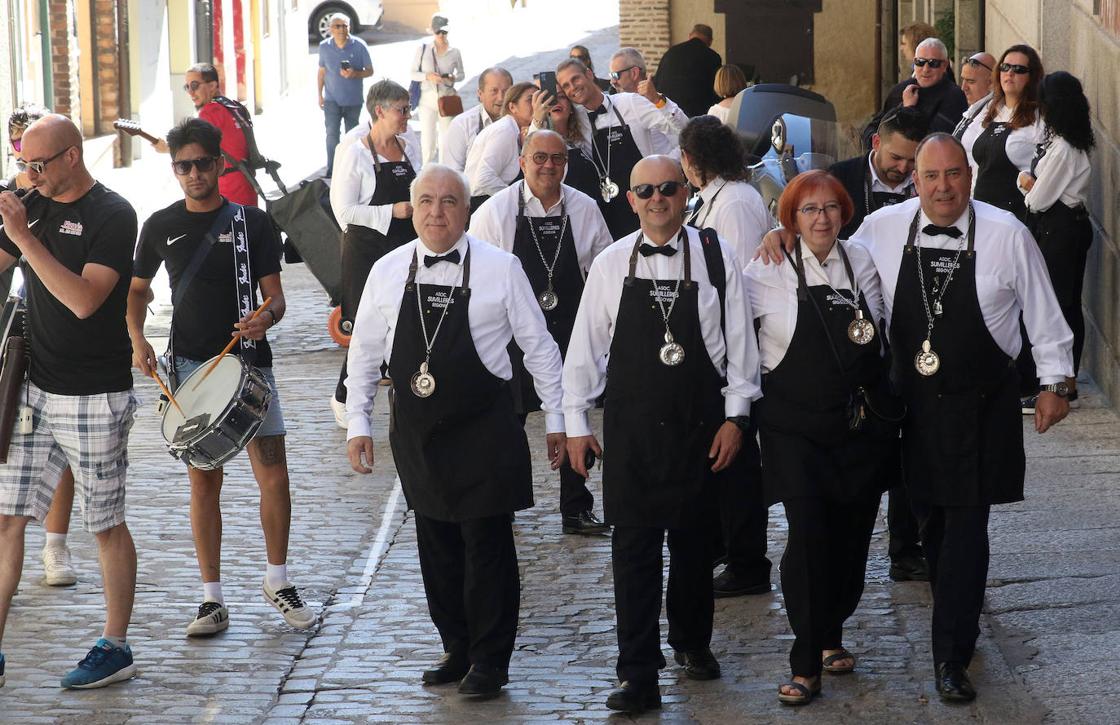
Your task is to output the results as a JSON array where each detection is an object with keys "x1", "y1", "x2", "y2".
[
  {"x1": 421, "y1": 652, "x2": 469, "y2": 685},
  {"x1": 935, "y1": 662, "x2": 977, "y2": 702},
  {"x1": 713, "y1": 568, "x2": 772, "y2": 598},
  {"x1": 561, "y1": 510, "x2": 610, "y2": 535},
  {"x1": 457, "y1": 664, "x2": 508, "y2": 698},
  {"x1": 673, "y1": 648, "x2": 721, "y2": 680},
  {"x1": 605, "y1": 681, "x2": 662, "y2": 713},
  {"x1": 889, "y1": 554, "x2": 930, "y2": 582}
]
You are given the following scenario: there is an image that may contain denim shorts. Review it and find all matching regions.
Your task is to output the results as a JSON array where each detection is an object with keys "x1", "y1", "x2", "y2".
[{"x1": 171, "y1": 356, "x2": 286, "y2": 438}]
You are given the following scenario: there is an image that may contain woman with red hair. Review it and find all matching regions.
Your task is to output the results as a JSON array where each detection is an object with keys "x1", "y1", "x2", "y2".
[{"x1": 745, "y1": 170, "x2": 899, "y2": 705}]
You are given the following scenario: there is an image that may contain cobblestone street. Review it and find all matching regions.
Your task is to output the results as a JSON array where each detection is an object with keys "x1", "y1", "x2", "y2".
[{"x1": 1, "y1": 262, "x2": 1117, "y2": 724}]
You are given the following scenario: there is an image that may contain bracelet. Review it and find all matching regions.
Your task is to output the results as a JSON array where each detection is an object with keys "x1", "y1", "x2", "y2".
[{"x1": 654, "y1": 96, "x2": 667, "y2": 109}]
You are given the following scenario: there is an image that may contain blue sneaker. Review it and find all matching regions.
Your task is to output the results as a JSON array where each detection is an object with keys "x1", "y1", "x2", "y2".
[{"x1": 61, "y1": 638, "x2": 136, "y2": 689}]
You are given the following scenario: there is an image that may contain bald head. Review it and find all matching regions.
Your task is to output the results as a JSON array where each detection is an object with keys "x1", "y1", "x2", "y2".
[
  {"x1": 960, "y1": 52, "x2": 996, "y2": 105},
  {"x1": 631, "y1": 155, "x2": 684, "y2": 187},
  {"x1": 22, "y1": 114, "x2": 84, "y2": 152},
  {"x1": 913, "y1": 133, "x2": 971, "y2": 225},
  {"x1": 628, "y1": 155, "x2": 687, "y2": 242},
  {"x1": 19, "y1": 114, "x2": 92, "y2": 201}
]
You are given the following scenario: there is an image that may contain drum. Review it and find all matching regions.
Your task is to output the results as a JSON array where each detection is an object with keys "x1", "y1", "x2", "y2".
[{"x1": 161, "y1": 354, "x2": 272, "y2": 470}]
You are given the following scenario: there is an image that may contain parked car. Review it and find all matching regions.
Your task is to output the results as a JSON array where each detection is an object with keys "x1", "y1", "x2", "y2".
[{"x1": 309, "y1": 0, "x2": 383, "y2": 41}]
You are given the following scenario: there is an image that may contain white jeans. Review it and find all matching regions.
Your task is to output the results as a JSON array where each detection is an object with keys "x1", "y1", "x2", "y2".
[{"x1": 419, "y1": 90, "x2": 453, "y2": 164}]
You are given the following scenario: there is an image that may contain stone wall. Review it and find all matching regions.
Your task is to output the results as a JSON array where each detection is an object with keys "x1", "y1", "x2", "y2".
[
  {"x1": 49, "y1": 0, "x2": 73, "y2": 116},
  {"x1": 619, "y1": 0, "x2": 671, "y2": 71}
]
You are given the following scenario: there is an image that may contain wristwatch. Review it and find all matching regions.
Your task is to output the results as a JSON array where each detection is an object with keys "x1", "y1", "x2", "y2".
[
  {"x1": 726, "y1": 415, "x2": 751, "y2": 432},
  {"x1": 1039, "y1": 382, "x2": 1069, "y2": 398}
]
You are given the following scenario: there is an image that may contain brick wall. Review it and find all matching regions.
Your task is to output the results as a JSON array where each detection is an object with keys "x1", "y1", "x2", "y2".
[
  {"x1": 619, "y1": 0, "x2": 671, "y2": 72},
  {"x1": 93, "y1": 0, "x2": 121, "y2": 132},
  {"x1": 48, "y1": 0, "x2": 71, "y2": 115}
]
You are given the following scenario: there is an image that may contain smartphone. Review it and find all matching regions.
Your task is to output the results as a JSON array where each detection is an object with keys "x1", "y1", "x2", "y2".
[
  {"x1": 584, "y1": 449, "x2": 597, "y2": 471},
  {"x1": 538, "y1": 71, "x2": 558, "y2": 100},
  {"x1": 340, "y1": 60, "x2": 352, "y2": 71}
]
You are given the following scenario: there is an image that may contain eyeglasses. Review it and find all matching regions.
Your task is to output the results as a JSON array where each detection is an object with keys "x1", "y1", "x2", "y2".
[
  {"x1": 171, "y1": 156, "x2": 221, "y2": 175},
  {"x1": 999, "y1": 62, "x2": 1030, "y2": 75},
  {"x1": 435, "y1": 29, "x2": 448, "y2": 35},
  {"x1": 964, "y1": 57, "x2": 993, "y2": 72},
  {"x1": 797, "y1": 202, "x2": 843, "y2": 217},
  {"x1": 631, "y1": 181, "x2": 683, "y2": 199},
  {"x1": 331, "y1": 23, "x2": 349, "y2": 29},
  {"x1": 608, "y1": 66, "x2": 639, "y2": 80},
  {"x1": 183, "y1": 80, "x2": 211, "y2": 92},
  {"x1": 528, "y1": 152, "x2": 568, "y2": 166},
  {"x1": 384, "y1": 104, "x2": 411, "y2": 116},
  {"x1": 24, "y1": 146, "x2": 73, "y2": 174},
  {"x1": 913, "y1": 57, "x2": 945, "y2": 69}
]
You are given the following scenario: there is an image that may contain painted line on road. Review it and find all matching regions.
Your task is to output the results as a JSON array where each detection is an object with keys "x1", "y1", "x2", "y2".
[{"x1": 346, "y1": 475, "x2": 403, "y2": 608}]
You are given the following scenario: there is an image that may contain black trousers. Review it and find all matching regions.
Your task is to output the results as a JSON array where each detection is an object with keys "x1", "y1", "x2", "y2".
[
  {"x1": 711, "y1": 439, "x2": 772, "y2": 581},
  {"x1": 414, "y1": 512, "x2": 521, "y2": 671},
  {"x1": 780, "y1": 493, "x2": 880, "y2": 677},
  {"x1": 613, "y1": 525, "x2": 714, "y2": 685},
  {"x1": 518, "y1": 413, "x2": 592, "y2": 515},
  {"x1": 884, "y1": 440, "x2": 923, "y2": 560},
  {"x1": 910, "y1": 501, "x2": 991, "y2": 667}
]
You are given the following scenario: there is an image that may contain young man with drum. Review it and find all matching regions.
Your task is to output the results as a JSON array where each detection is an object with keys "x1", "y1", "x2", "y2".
[{"x1": 128, "y1": 118, "x2": 315, "y2": 636}]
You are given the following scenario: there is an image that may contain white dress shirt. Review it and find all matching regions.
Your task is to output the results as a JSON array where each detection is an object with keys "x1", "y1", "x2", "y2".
[
  {"x1": 440, "y1": 105, "x2": 495, "y2": 172},
  {"x1": 464, "y1": 115, "x2": 522, "y2": 197},
  {"x1": 962, "y1": 103, "x2": 1045, "y2": 191},
  {"x1": 867, "y1": 152, "x2": 914, "y2": 195},
  {"x1": 562, "y1": 225, "x2": 763, "y2": 437},
  {"x1": 571, "y1": 92, "x2": 688, "y2": 161},
  {"x1": 345, "y1": 234, "x2": 566, "y2": 439},
  {"x1": 329, "y1": 131, "x2": 422, "y2": 232},
  {"x1": 336, "y1": 119, "x2": 373, "y2": 172},
  {"x1": 410, "y1": 45, "x2": 465, "y2": 98},
  {"x1": 469, "y1": 182, "x2": 613, "y2": 272},
  {"x1": 688, "y1": 177, "x2": 771, "y2": 262},
  {"x1": 954, "y1": 92, "x2": 992, "y2": 140},
  {"x1": 706, "y1": 102, "x2": 731, "y2": 124},
  {"x1": 1022, "y1": 135, "x2": 1091, "y2": 212},
  {"x1": 746, "y1": 240, "x2": 886, "y2": 373},
  {"x1": 848, "y1": 197, "x2": 1073, "y2": 382}
]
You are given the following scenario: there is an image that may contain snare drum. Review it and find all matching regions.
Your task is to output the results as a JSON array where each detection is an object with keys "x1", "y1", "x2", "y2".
[{"x1": 160, "y1": 354, "x2": 272, "y2": 470}]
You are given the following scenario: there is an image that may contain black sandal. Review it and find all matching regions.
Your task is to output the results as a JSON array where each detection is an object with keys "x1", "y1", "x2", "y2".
[
  {"x1": 822, "y1": 649, "x2": 856, "y2": 674},
  {"x1": 777, "y1": 678, "x2": 821, "y2": 705}
]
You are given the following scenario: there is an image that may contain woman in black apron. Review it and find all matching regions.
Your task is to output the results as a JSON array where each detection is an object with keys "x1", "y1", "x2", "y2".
[
  {"x1": 748, "y1": 172, "x2": 898, "y2": 706},
  {"x1": 970, "y1": 45, "x2": 1044, "y2": 221},
  {"x1": 331, "y1": 80, "x2": 418, "y2": 408},
  {"x1": 1018, "y1": 71, "x2": 1094, "y2": 407}
]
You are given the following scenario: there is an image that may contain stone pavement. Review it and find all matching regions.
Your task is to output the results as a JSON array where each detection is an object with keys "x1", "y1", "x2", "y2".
[{"x1": 0, "y1": 258, "x2": 1117, "y2": 723}]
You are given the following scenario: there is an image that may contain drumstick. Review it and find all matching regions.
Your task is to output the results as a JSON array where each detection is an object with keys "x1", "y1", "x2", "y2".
[
  {"x1": 194, "y1": 297, "x2": 273, "y2": 387},
  {"x1": 149, "y1": 370, "x2": 185, "y2": 416}
]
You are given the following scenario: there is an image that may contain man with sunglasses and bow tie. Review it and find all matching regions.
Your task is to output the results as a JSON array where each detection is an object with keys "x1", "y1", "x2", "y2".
[
  {"x1": 880, "y1": 38, "x2": 968, "y2": 138},
  {"x1": 563, "y1": 155, "x2": 761, "y2": 714}
]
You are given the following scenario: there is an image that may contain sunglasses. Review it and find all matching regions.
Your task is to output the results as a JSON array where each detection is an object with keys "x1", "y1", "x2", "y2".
[
  {"x1": 631, "y1": 181, "x2": 683, "y2": 199},
  {"x1": 608, "y1": 65, "x2": 639, "y2": 80},
  {"x1": 999, "y1": 62, "x2": 1030, "y2": 75},
  {"x1": 528, "y1": 152, "x2": 567, "y2": 166},
  {"x1": 172, "y1": 156, "x2": 221, "y2": 175},
  {"x1": 965, "y1": 57, "x2": 993, "y2": 72},
  {"x1": 913, "y1": 57, "x2": 945, "y2": 69},
  {"x1": 24, "y1": 146, "x2": 72, "y2": 174},
  {"x1": 183, "y1": 80, "x2": 211, "y2": 92},
  {"x1": 435, "y1": 29, "x2": 448, "y2": 35}
]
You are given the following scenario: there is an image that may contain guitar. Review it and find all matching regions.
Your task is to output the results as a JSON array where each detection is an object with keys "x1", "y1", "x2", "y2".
[{"x1": 113, "y1": 118, "x2": 162, "y2": 146}]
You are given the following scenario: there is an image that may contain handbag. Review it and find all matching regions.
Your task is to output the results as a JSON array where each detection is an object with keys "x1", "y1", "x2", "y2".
[
  {"x1": 437, "y1": 94, "x2": 463, "y2": 118},
  {"x1": 408, "y1": 44, "x2": 425, "y2": 110}
]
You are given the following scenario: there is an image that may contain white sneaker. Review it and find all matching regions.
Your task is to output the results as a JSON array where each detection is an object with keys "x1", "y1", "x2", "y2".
[
  {"x1": 262, "y1": 580, "x2": 316, "y2": 629},
  {"x1": 42, "y1": 544, "x2": 77, "y2": 586},
  {"x1": 330, "y1": 396, "x2": 347, "y2": 429},
  {"x1": 186, "y1": 601, "x2": 230, "y2": 637}
]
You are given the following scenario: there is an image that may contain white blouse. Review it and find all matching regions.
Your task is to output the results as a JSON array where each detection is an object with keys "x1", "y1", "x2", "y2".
[
  {"x1": 329, "y1": 131, "x2": 422, "y2": 233},
  {"x1": 963, "y1": 102, "x2": 1045, "y2": 191},
  {"x1": 410, "y1": 44, "x2": 464, "y2": 98},
  {"x1": 1021, "y1": 135, "x2": 1092, "y2": 212},
  {"x1": 464, "y1": 115, "x2": 522, "y2": 197}
]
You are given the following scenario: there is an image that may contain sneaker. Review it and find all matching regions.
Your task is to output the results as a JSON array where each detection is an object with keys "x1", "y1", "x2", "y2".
[
  {"x1": 1, "y1": 651, "x2": 6, "y2": 688},
  {"x1": 186, "y1": 601, "x2": 230, "y2": 637},
  {"x1": 330, "y1": 396, "x2": 347, "y2": 429},
  {"x1": 60, "y1": 638, "x2": 136, "y2": 689},
  {"x1": 1021, "y1": 395, "x2": 1038, "y2": 415},
  {"x1": 42, "y1": 544, "x2": 78, "y2": 587},
  {"x1": 262, "y1": 580, "x2": 316, "y2": 628}
]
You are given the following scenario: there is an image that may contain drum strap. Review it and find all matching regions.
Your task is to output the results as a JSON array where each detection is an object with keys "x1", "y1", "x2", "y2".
[{"x1": 229, "y1": 207, "x2": 257, "y2": 361}]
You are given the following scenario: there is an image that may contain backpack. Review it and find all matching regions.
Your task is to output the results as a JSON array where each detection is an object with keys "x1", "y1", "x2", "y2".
[{"x1": 212, "y1": 95, "x2": 285, "y2": 197}]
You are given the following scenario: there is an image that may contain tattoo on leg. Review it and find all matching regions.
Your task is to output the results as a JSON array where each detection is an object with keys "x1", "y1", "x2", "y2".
[{"x1": 254, "y1": 435, "x2": 287, "y2": 466}]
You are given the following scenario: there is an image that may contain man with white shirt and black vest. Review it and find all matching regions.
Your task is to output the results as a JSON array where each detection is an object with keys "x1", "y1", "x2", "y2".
[
  {"x1": 564, "y1": 156, "x2": 761, "y2": 713},
  {"x1": 345, "y1": 164, "x2": 566, "y2": 699},
  {"x1": 471, "y1": 130, "x2": 613, "y2": 535},
  {"x1": 759, "y1": 133, "x2": 1072, "y2": 702},
  {"x1": 440, "y1": 67, "x2": 513, "y2": 172},
  {"x1": 556, "y1": 59, "x2": 688, "y2": 241}
]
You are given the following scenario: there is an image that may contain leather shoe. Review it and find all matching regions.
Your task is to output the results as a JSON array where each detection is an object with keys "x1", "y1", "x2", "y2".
[
  {"x1": 673, "y1": 648, "x2": 721, "y2": 680},
  {"x1": 561, "y1": 510, "x2": 610, "y2": 535},
  {"x1": 713, "y1": 568, "x2": 772, "y2": 597},
  {"x1": 421, "y1": 652, "x2": 469, "y2": 685},
  {"x1": 935, "y1": 662, "x2": 977, "y2": 702},
  {"x1": 457, "y1": 664, "x2": 508, "y2": 698},
  {"x1": 605, "y1": 680, "x2": 662, "y2": 713},
  {"x1": 889, "y1": 554, "x2": 930, "y2": 582}
]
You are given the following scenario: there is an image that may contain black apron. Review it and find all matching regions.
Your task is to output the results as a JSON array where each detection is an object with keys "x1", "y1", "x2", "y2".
[
  {"x1": 889, "y1": 207, "x2": 1025, "y2": 506},
  {"x1": 972, "y1": 122, "x2": 1026, "y2": 220},
  {"x1": 863, "y1": 163, "x2": 911, "y2": 217},
  {"x1": 601, "y1": 232, "x2": 725, "y2": 529},
  {"x1": 754, "y1": 244, "x2": 893, "y2": 505},
  {"x1": 387, "y1": 244, "x2": 534, "y2": 522},
  {"x1": 341, "y1": 136, "x2": 416, "y2": 323},
  {"x1": 591, "y1": 106, "x2": 643, "y2": 240},
  {"x1": 563, "y1": 144, "x2": 602, "y2": 202},
  {"x1": 506, "y1": 186, "x2": 584, "y2": 414}
]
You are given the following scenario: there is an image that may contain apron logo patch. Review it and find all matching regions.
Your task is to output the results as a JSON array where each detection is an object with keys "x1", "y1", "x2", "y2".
[
  {"x1": 425, "y1": 290, "x2": 455, "y2": 310},
  {"x1": 607, "y1": 129, "x2": 623, "y2": 144},
  {"x1": 825, "y1": 291, "x2": 855, "y2": 307},
  {"x1": 537, "y1": 221, "x2": 562, "y2": 236},
  {"x1": 928, "y1": 258, "x2": 961, "y2": 274},
  {"x1": 58, "y1": 220, "x2": 83, "y2": 236},
  {"x1": 648, "y1": 286, "x2": 677, "y2": 303}
]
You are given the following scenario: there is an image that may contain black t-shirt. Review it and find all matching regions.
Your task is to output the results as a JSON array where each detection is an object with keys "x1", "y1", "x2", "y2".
[
  {"x1": 134, "y1": 199, "x2": 282, "y2": 367},
  {"x1": 0, "y1": 183, "x2": 136, "y2": 395}
]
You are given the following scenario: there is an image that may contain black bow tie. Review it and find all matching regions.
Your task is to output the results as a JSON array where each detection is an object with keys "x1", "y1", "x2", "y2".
[
  {"x1": 423, "y1": 249, "x2": 461, "y2": 267},
  {"x1": 639, "y1": 243, "x2": 677, "y2": 257},
  {"x1": 922, "y1": 224, "x2": 962, "y2": 238},
  {"x1": 588, "y1": 105, "x2": 607, "y2": 118}
]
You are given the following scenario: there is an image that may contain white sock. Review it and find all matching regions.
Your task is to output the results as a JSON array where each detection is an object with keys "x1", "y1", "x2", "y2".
[
  {"x1": 44, "y1": 532, "x2": 67, "y2": 548},
  {"x1": 265, "y1": 563, "x2": 288, "y2": 589},
  {"x1": 202, "y1": 581, "x2": 224, "y2": 605}
]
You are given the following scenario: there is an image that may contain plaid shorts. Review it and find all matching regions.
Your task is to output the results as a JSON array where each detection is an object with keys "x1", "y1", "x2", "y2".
[{"x1": 0, "y1": 382, "x2": 138, "y2": 533}]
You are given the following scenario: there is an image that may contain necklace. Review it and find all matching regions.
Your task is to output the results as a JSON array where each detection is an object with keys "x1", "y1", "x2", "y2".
[
  {"x1": 800, "y1": 239, "x2": 875, "y2": 345},
  {"x1": 641, "y1": 231, "x2": 686, "y2": 366},
  {"x1": 912, "y1": 205, "x2": 974, "y2": 376},
  {"x1": 588, "y1": 102, "x2": 619, "y2": 202},
  {"x1": 410, "y1": 248, "x2": 464, "y2": 397},
  {"x1": 521, "y1": 182, "x2": 568, "y2": 311}
]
